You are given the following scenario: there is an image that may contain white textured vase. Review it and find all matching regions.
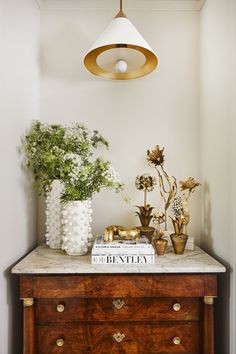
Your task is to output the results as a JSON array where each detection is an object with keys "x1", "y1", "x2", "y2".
[
  {"x1": 62, "y1": 200, "x2": 93, "y2": 256},
  {"x1": 45, "y1": 180, "x2": 64, "y2": 249}
]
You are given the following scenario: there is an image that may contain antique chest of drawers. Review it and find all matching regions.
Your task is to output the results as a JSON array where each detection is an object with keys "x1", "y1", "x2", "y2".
[{"x1": 12, "y1": 244, "x2": 226, "y2": 354}]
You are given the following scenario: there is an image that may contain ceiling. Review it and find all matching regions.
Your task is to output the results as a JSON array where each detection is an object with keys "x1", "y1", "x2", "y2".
[{"x1": 39, "y1": 0, "x2": 205, "y2": 12}]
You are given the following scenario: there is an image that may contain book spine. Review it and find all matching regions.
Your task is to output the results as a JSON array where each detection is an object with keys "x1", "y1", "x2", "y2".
[
  {"x1": 91, "y1": 254, "x2": 155, "y2": 265},
  {"x1": 92, "y1": 247, "x2": 155, "y2": 255}
]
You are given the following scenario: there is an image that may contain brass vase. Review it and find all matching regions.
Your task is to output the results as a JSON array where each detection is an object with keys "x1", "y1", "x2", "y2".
[
  {"x1": 170, "y1": 234, "x2": 188, "y2": 255},
  {"x1": 153, "y1": 238, "x2": 168, "y2": 256}
]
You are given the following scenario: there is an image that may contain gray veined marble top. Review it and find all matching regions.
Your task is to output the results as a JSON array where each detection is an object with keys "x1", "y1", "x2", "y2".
[{"x1": 11, "y1": 244, "x2": 226, "y2": 274}]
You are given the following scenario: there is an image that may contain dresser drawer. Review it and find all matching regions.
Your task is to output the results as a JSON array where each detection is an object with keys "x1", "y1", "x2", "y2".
[
  {"x1": 37, "y1": 322, "x2": 200, "y2": 354},
  {"x1": 36, "y1": 297, "x2": 200, "y2": 323},
  {"x1": 29, "y1": 274, "x2": 216, "y2": 298}
]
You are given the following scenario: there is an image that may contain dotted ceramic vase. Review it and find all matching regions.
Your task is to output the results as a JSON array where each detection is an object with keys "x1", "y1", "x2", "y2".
[
  {"x1": 45, "y1": 180, "x2": 64, "y2": 249},
  {"x1": 61, "y1": 200, "x2": 93, "y2": 256}
]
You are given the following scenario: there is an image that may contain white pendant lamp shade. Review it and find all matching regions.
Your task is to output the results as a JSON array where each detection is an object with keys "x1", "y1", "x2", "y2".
[{"x1": 84, "y1": 6, "x2": 158, "y2": 80}]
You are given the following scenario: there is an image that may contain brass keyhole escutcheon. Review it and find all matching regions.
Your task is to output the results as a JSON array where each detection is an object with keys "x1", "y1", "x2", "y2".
[
  {"x1": 113, "y1": 332, "x2": 125, "y2": 343},
  {"x1": 112, "y1": 299, "x2": 125, "y2": 310}
]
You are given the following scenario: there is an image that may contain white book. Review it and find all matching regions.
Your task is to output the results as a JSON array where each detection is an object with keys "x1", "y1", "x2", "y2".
[
  {"x1": 92, "y1": 235, "x2": 155, "y2": 255},
  {"x1": 91, "y1": 254, "x2": 155, "y2": 265}
]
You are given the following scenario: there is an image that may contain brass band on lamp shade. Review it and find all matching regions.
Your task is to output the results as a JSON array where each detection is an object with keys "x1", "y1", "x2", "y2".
[
  {"x1": 83, "y1": 4, "x2": 158, "y2": 80},
  {"x1": 84, "y1": 43, "x2": 158, "y2": 80}
]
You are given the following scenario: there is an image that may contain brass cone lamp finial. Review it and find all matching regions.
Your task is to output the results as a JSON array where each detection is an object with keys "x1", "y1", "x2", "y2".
[{"x1": 83, "y1": 0, "x2": 158, "y2": 80}]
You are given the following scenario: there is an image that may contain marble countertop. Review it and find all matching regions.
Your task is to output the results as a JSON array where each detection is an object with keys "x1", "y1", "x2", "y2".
[{"x1": 11, "y1": 244, "x2": 226, "y2": 274}]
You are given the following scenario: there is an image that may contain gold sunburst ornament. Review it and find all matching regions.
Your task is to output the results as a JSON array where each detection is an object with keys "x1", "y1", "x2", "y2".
[{"x1": 83, "y1": 0, "x2": 158, "y2": 80}]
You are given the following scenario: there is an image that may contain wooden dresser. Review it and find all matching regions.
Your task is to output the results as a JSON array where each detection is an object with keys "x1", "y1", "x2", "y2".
[{"x1": 12, "y1": 244, "x2": 225, "y2": 354}]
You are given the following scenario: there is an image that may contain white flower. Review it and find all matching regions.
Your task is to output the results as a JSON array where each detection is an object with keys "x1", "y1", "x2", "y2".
[{"x1": 103, "y1": 165, "x2": 122, "y2": 184}]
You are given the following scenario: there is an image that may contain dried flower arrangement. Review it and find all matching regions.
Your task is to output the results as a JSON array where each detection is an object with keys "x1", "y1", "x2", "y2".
[
  {"x1": 147, "y1": 145, "x2": 177, "y2": 230},
  {"x1": 135, "y1": 145, "x2": 201, "y2": 254},
  {"x1": 146, "y1": 145, "x2": 200, "y2": 233}
]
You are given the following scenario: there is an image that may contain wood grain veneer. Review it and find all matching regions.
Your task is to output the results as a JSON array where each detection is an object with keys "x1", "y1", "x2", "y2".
[{"x1": 19, "y1": 273, "x2": 217, "y2": 354}]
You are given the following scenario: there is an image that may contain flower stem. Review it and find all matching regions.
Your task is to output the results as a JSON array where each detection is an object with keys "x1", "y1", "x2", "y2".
[{"x1": 144, "y1": 189, "x2": 147, "y2": 207}]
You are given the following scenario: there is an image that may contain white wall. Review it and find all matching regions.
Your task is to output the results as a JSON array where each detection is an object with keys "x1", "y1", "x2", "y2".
[
  {"x1": 39, "y1": 1, "x2": 201, "y2": 242},
  {"x1": 0, "y1": 1, "x2": 40, "y2": 353},
  {"x1": 200, "y1": 0, "x2": 236, "y2": 353}
]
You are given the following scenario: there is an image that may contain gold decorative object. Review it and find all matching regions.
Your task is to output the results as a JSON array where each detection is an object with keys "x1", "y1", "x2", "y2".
[
  {"x1": 203, "y1": 296, "x2": 216, "y2": 305},
  {"x1": 153, "y1": 237, "x2": 168, "y2": 256},
  {"x1": 173, "y1": 337, "x2": 181, "y2": 345},
  {"x1": 56, "y1": 338, "x2": 64, "y2": 347},
  {"x1": 169, "y1": 178, "x2": 199, "y2": 254},
  {"x1": 179, "y1": 178, "x2": 201, "y2": 234},
  {"x1": 170, "y1": 233, "x2": 188, "y2": 255},
  {"x1": 83, "y1": 0, "x2": 158, "y2": 80},
  {"x1": 153, "y1": 229, "x2": 167, "y2": 256},
  {"x1": 137, "y1": 226, "x2": 155, "y2": 240},
  {"x1": 134, "y1": 174, "x2": 156, "y2": 238},
  {"x1": 103, "y1": 225, "x2": 140, "y2": 242},
  {"x1": 141, "y1": 146, "x2": 201, "y2": 255},
  {"x1": 147, "y1": 145, "x2": 177, "y2": 230},
  {"x1": 135, "y1": 205, "x2": 154, "y2": 228},
  {"x1": 153, "y1": 212, "x2": 166, "y2": 226},
  {"x1": 113, "y1": 332, "x2": 126, "y2": 343},
  {"x1": 147, "y1": 145, "x2": 165, "y2": 166},
  {"x1": 153, "y1": 217, "x2": 167, "y2": 256},
  {"x1": 169, "y1": 196, "x2": 189, "y2": 254},
  {"x1": 57, "y1": 304, "x2": 65, "y2": 312},
  {"x1": 112, "y1": 299, "x2": 125, "y2": 309},
  {"x1": 173, "y1": 303, "x2": 181, "y2": 312},
  {"x1": 135, "y1": 173, "x2": 156, "y2": 207},
  {"x1": 22, "y1": 298, "x2": 34, "y2": 307},
  {"x1": 180, "y1": 177, "x2": 201, "y2": 193}
]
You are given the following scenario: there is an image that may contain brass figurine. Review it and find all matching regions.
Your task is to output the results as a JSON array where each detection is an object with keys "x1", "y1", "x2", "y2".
[{"x1": 103, "y1": 225, "x2": 140, "y2": 242}]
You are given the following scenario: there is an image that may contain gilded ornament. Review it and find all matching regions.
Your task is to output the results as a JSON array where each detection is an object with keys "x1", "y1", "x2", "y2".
[
  {"x1": 147, "y1": 145, "x2": 177, "y2": 230},
  {"x1": 180, "y1": 177, "x2": 201, "y2": 193},
  {"x1": 103, "y1": 225, "x2": 140, "y2": 242},
  {"x1": 147, "y1": 145, "x2": 165, "y2": 166}
]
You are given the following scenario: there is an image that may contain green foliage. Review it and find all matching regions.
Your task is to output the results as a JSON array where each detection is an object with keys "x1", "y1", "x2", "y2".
[{"x1": 22, "y1": 121, "x2": 123, "y2": 201}]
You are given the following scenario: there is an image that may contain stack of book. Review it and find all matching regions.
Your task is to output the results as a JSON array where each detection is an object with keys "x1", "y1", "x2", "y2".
[{"x1": 91, "y1": 235, "x2": 155, "y2": 264}]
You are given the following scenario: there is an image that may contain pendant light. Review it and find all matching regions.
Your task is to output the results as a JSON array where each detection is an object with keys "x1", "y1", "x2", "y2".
[{"x1": 83, "y1": 0, "x2": 158, "y2": 80}]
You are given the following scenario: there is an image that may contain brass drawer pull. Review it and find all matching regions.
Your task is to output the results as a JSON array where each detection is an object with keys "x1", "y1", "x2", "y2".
[
  {"x1": 57, "y1": 304, "x2": 65, "y2": 312},
  {"x1": 173, "y1": 303, "x2": 181, "y2": 312},
  {"x1": 112, "y1": 299, "x2": 125, "y2": 310},
  {"x1": 56, "y1": 338, "x2": 64, "y2": 347},
  {"x1": 173, "y1": 337, "x2": 181, "y2": 345},
  {"x1": 113, "y1": 332, "x2": 125, "y2": 343}
]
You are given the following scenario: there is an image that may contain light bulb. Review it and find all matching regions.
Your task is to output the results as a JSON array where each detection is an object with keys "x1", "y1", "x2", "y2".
[{"x1": 115, "y1": 59, "x2": 128, "y2": 73}]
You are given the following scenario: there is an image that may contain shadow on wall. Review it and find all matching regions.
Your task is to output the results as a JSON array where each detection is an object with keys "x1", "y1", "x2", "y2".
[
  {"x1": 5, "y1": 267, "x2": 22, "y2": 354},
  {"x1": 38, "y1": 196, "x2": 46, "y2": 244},
  {"x1": 201, "y1": 183, "x2": 230, "y2": 354},
  {"x1": 5, "y1": 170, "x2": 38, "y2": 353},
  {"x1": 40, "y1": 25, "x2": 90, "y2": 81},
  {"x1": 215, "y1": 270, "x2": 230, "y2": 354},
  {"x1": 202, "y1": 182, "x2": 213, "y2": 249}
]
